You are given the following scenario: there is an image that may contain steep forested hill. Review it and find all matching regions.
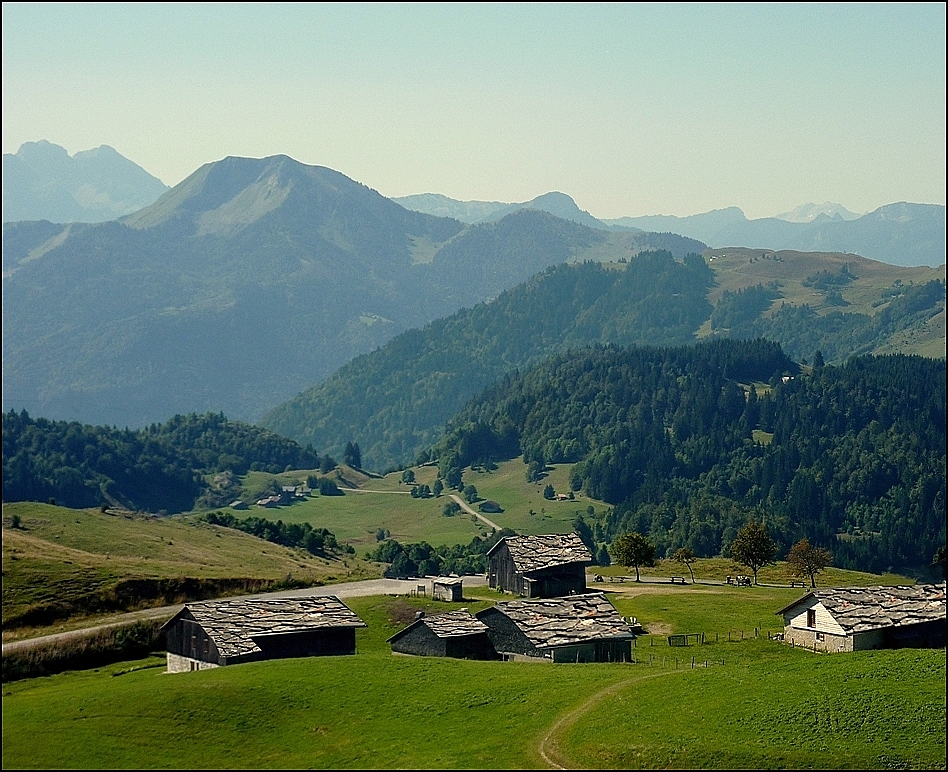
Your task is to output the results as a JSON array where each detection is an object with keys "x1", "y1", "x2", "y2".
[
  {"x1": 1, "y1": 411, "x2": 322, "y2": 514},
  {"x1": 432, "y1": 341, "x2": 945, "y2": 574},
  {"x1": 262, "y1": 250, "x2": 944, "y2": 472},
  {"x1": 261, "y1": 252, "x2": 716, "y2": 471}
]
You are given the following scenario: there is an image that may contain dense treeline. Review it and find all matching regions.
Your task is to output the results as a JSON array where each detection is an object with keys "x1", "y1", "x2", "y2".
[
  {"x1": 2, "y1": 411, "x2": 321, "y2": 513},
  {"x1": 365, "y1": 529, "x2": 517, "y2": 577},
  {"x1": 263, "y1": 252, "x2": 715, "y2": 471},
  {"x1": 202, "y1": 511, "x2": 352, "y2": 556},
  {"x1": 431, "y1": 340, "x2": 945, "y2": 573}
]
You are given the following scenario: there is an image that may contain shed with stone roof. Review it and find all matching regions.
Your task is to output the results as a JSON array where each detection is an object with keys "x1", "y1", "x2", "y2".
[
  {"x1": 161, "y1": 595, "x2": 367, "y2": 673},
  {"x1": 432, "y1": 576, "x2": 464, "y2": 602},
  {"x1": 776, "y1": 583, "x2": 946, "y2": 652},
  {"x1": 475, "y1": 592, "x2": 636, "y2": 663},
  {"x1": 487, "y1": 532, "x2": 592, "y2": 598},
  {"x1": 387, "y1": 609, "x2": 496, "y2": 659}
]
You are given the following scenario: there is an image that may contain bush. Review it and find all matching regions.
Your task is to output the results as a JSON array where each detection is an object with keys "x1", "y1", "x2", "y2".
[{"x1": 2, "y1": 620, "x2": 166, "y2": 682}]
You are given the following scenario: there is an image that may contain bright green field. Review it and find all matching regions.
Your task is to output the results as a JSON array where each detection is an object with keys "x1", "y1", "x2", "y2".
[{"x1": 3, "y1": 586, "x2": 944, "y2": 770}]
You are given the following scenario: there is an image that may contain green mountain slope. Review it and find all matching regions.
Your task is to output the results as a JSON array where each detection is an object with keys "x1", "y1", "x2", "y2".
[
  {"x1": 261, "y1": 250, "x2": 944, "y2": 473},
  {"x1": 260, "y1": 253, "x2": 716, "y2": 471},
  {"x1": 433, "y1": 341, "x2": 945, "y2": 573}
]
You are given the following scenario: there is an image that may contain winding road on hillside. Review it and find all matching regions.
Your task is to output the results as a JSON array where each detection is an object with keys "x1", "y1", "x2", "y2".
[{"x1": 448, "y1": 493, "x2": 503, "y2": 531}]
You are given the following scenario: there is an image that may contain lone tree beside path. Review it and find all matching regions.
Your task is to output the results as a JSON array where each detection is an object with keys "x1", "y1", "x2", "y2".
[
  {"x1": 672, "y1": 547, "x2": 697, "y2": 583},
  {"x1": 610, "y1": 532, "x2": 655, "y2": 582},
  {"x1": 786, "y1": 538, "x2": 832, "y2": 588},
  {"x1": 729, "y1": 521, "x2": 776, "y2": 585}
]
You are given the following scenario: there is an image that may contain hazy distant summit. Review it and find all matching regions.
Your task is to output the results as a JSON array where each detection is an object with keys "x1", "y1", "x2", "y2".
[
  {"x1": 2, "y1": 140, "x2": 169, "y2": 223},
  {"x1": 773, "y1": 202, "x2": 862, "y2": 223},
  {"x1": 393, "y1": 191, "x2": 639, "y2": 232},
  {"x1": 601, "y1": 204, "x2": 944, "y2": 268}
]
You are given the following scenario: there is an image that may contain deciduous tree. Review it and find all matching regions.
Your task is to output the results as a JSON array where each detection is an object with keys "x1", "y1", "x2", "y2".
[
  {"x1": 610, "y1": 532, "x2": 655, "y2": 582},
  {"x1": 730, "y1": 521, "x2": 776, "y2": 585},
  {"x1": 671, "y1": 547, "x2": 697, "y2": 583},
  {"x1": 786, "y1": 538, "x2": 833, "y2": 588}
]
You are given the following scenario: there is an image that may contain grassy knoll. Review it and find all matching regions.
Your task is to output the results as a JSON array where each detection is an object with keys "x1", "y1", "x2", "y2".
[
  {"x1": 697, "y1": 249, "x2": 947, "y2": 359},
  {"x1": 2, "y1": 585, "x2": 943, "y2": 770},
  {"x1": 1, "y1": 502, "x2": 380, "y2": 639}
]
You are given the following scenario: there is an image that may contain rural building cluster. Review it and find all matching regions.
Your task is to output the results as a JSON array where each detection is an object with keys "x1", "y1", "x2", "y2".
[{"x1": 162, "y1": 534, "x2": 947, "y2": 672}]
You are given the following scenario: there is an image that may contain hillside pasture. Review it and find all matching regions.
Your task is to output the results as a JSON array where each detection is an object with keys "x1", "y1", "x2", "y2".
[
  {"x1": 2, "y1": 586, "x2": 943, "y2": 770},
  {"x1": 1, "y1": 502, "x2": 379, "y2": 640}
]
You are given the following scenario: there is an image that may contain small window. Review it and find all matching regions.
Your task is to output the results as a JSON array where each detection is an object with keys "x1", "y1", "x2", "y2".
[{"x1": 806, "y1": 609, "x2": 816, "y2": 627}]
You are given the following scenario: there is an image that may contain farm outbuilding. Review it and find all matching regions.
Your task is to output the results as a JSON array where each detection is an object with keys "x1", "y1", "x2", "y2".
[
  {"x1": 776, "y1": 582, "x2": 946, "y2": 653},
  {"x1": 487, "y1": 532, "x2": 592, "y2": 598},
  {"x1": 387, "y1": 610, "x2": 495, "y2": 659},
  {"x1": 162, "y1": 595, "x2": 367, "y2": 673},
  {"x1": 476, "y1": 592, "x2": 636, "y2": 663},
  {"x1": 432, "y1": 576, "x2": 464, "y2": 602}
]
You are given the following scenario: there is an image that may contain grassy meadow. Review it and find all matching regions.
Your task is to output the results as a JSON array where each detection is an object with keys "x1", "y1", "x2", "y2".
[
  {"x1": 229, "y1": 457, "x2": 608, "y2": 550},
  {"x1": 2, "y1": 583, "x2": 944, "y2": 770}
]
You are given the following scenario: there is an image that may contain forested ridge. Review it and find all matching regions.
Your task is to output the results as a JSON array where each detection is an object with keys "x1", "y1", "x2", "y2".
[
  {"x1": 430, "y1": 340, "x2": 945, "y2": 573},
  {"x1": 2, "y1": 411, "x2": 322, "y2": 514},
  {"x1": 262, "y1": 251, "x2": 716, "y2": 471},
  {"x1": 262, "y1": 250, "x2": 944, "y2": 474}
]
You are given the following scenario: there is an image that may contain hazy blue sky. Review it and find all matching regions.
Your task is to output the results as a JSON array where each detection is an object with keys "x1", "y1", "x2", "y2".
[{"x1": 3, "y1": 3, "x2": 945, "y2": 219}]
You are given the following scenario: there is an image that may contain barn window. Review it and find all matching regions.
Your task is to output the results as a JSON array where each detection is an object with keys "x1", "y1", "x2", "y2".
[{"x1": 806, "y1": 609, "x2": 816, "y2": 627}]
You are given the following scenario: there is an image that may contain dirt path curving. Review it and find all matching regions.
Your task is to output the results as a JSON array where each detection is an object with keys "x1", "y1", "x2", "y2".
[{"x1": 536, "y1": 669, "x2": 681, "y2": 769}]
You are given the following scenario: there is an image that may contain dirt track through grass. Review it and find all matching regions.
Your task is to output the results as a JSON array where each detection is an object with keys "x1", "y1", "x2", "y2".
[{"x1": 536, "y1": 669, "x2": 683, "y2": 769}]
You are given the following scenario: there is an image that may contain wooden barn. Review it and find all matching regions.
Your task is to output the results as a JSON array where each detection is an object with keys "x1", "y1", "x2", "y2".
[
  {"x1": 776, "y1": 582, "x2": 946, "y2": 653},
  {"x1": 487, "y1": 532, "x2": 592, "y2": 598},
  {"x1": 387, "y1": 610, "x2": 496, "y2": 659},
  {"x1": 432, "y1": 576, "x2": 464, "y2": 602},
  {"x1": 476, "y1": 592, "x2": 636, "y2": 663},
  {"x1": 161, "y1": 595, "x2": 367, "y2": 673}
]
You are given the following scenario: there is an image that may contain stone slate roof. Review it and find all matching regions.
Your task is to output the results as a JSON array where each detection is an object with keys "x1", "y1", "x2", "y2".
[
  {"x1": 387, "y1": 610, "x2": 488, "y2": 642},
  {"x1": 166, "y1": 596, "x2": 367, "y2": 658},
  {"x1": 778, "y1": 583, "x2": 946, "y2": 633},
  {"x1": 484, "y1": 592, "x2": 635, "y2": 649},
  {"x1": 490, "y1": 533, "x2": 592, "y2": 573},
  {"x1": 433, "y1": 577, "x2": 463, "y2": 586}
]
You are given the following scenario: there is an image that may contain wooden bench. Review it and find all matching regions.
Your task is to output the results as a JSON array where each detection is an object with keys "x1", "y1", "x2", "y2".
[
  {"x1": 670, "y1": 576, "x2": 687, "y2": 584},
  {"x1": 788, "y1": 581, "x2": 807, "y2": 588}
]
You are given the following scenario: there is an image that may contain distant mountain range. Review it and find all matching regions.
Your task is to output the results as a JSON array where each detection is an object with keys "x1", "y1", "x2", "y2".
[
  {"x1": 773, "y1": 202, "x2": 862, "y2": 223},
  {"x1": 2, "y1": 141, "x2": 169, "y2": 223},
  {"x1": 1, "y1": 154, "x2": 704, "y2": 429},
  {"x1": 392, "y1": 191, "x2": 618, "y2": 231},
  {"x1": 396, "y1": 194, "x2": 945, "y2": 268}
]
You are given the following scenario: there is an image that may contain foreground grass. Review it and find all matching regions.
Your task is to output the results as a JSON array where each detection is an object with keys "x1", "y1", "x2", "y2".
[
  {"x1": 555, "y1": 645, "x2": 946, "y2": 770},
  {"x1": 2, "y1": 589, "x2": 944, "y2": 770}
]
